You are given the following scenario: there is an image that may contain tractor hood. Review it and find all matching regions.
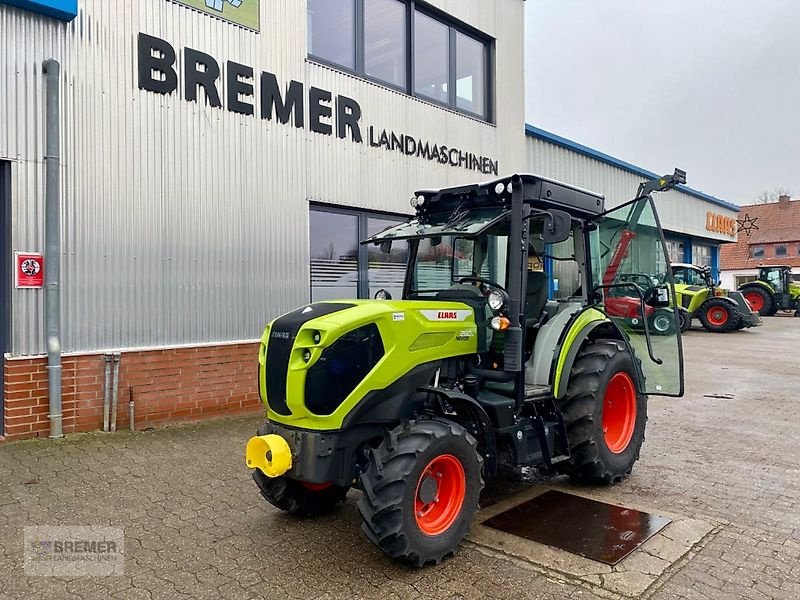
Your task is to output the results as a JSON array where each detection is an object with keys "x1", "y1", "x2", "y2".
[{"x1": 258, "y1": 300, "x2": 479, "y2": 429}]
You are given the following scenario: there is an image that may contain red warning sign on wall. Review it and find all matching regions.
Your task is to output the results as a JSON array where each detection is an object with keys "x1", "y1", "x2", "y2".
[{"x1": 15, "y1": 252, "x2": 45, "y2": 289}]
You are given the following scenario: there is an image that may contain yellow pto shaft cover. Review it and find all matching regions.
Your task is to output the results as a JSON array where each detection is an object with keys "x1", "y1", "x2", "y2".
[{"x1": 246, "y1": 434, "x2": 292, "y2": 478}]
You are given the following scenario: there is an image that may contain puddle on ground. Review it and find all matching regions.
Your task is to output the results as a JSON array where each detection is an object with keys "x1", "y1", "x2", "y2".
[{"x1": 482, "y1": 489, "x2": 671, "y2": 565}]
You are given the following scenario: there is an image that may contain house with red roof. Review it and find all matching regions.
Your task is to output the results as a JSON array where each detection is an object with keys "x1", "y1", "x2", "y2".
[{"x1": 720, "y1": 195, "x2": 800, "y2": 288}]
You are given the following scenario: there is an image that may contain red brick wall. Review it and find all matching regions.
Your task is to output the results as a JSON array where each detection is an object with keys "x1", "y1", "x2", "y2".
[{"x1": 2, "y1": 343, "x2": 262, "y2": 441}]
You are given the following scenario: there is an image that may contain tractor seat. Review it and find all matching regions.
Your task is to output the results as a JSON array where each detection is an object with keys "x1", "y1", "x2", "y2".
[{"x1": 525, "y1": 271, "x2": 550, "y2": 328}]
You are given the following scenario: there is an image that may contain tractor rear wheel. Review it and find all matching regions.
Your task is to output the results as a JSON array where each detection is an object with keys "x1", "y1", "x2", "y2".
[
  {"x1": 698, "y1": 299, "x2": 739, "y2": 332},
  {"x1": 252, "y1": 471, "x2": 349, "y2": 517},
  {"x1": 740, "y1": 285, "x2": 774, "y2": 316},
  {"x1": 556, "y1": 339, "x2": 647, "y2": 484},
  {"x1": 357, "y1": 419, "x2": 483, "y2": 567}
]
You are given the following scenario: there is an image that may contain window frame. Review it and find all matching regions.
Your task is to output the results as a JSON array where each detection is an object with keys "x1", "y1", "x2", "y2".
[
  {"x1": 750, "y1": 246, "x2": 765, "y2": 259},
  {"x1": 309, "y1": 203, "x2": 410, "y2": 300},
  {"x1": 774, "y1": 244, "x2": 788, "y2": 258},
  {"x1": 307, "y1": 0, "x2": 494, "y2": 122}
]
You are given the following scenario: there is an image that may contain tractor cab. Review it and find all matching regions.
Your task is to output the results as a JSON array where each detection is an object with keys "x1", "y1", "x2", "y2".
[
  {"x1": 364, "y1": 173, "x2": 684, "y2": 406},
  {"x1": 760, "y1": 266, "x2": 791, "y2": 294}
]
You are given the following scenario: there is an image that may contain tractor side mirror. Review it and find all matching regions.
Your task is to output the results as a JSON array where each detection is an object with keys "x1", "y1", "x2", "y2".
[
  {"x1": 378, "y1": 240, "x2": 393, "y2": 254},
  {"x1": 542, "y1": 209, "x2": 571, "y2": 244},
  {"x1": 644, "y1": 285, "x2": 670, "y2": 308}
]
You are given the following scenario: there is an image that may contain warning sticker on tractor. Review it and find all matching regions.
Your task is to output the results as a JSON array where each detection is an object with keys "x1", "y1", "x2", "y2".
[
  {"x1": 392, "y1": 312, "x2": 405, "y2": 321},
  {"x1": 420, "y1": 310, "x2": 472, "y2": 322}
]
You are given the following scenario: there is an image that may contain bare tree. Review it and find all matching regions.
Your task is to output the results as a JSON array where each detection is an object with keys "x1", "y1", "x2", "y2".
[{"x1": 755, "y1": 187, "x2": 793, "y2": 204}]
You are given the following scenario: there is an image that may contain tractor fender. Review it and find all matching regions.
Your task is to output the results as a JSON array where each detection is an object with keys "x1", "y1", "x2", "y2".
[
  {"x1": 420, "y1": 386, "x2": 498, "y2": 477},
  {"x1": 739, "y1": 280, "x2": 775, "y2": 295},
  {"x1": 549, "y1": 307, "x2": 644, "y2": 399},
  {"x1": 699, "y1": 295, "x2": 740, "y2": 312}
]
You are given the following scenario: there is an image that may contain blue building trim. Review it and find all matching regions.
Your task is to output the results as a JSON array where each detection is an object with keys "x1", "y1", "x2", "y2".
[
  {"x1": 1, "y1": 0, "x2": 77, "y2": 21},
  {"x1": 682, "y1": 238, "x2": 693, "y2": 264},
  {"x1": 525, "y1": 124, "x2": 741, "y2": 213},
  {"x1": 710, "y1": 245, "x2": 719, "y2": 281}
]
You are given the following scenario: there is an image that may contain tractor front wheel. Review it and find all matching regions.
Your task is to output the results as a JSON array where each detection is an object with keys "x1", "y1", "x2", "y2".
[
  {"x1": 252, "y1": 471, "x2": 349, "y2": 517},
  {"x1": 698, "y1": 299, "x2": 739, "y2": 333},
  {"x1": 357, "y1": 419, "x2": 483, "y2": 567},
  {"x1": 740, "y1": 285, "x2": 774, "y2": 316},
  {"x1": 677, "y1": 308, "x2": 692, "y2": 333},
  {"x1": 649, "y1": 309, "x2": 675, "y2": 336},
  {"x1": 556, "y1": 339, "x2": 647, "y2": 484}
]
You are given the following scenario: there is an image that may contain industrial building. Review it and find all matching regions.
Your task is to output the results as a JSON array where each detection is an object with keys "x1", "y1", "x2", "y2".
[{"x1": 1, "y1": 0, "x2": 739, "y2": 439}]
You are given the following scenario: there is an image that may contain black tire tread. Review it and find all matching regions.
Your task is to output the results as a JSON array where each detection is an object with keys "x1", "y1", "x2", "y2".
[
  {"x1": 357, "y1": 419, "x2": 483, "y2": 567},
  {"x1": 739, "y1": 284, "x2": 775, "y2": 317},
  {"x1": 252, "y1": 470, "x2": 348, "y2": 517},
  {"x1": 698, "y1": 298, "x2": 740, "y2": 332},
  {"x1": 556, "y1": 339, "x2": 647, "y2": 484}
]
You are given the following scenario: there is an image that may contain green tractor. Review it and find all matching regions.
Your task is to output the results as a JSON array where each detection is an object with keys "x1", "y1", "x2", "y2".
[
  {"x1": 246, "y1": 171, "x2": 685, "y2": 566},
  {"x1": 671, "y1": 263, "x2": 762, "y2": 332},
  {"x1": 738, "y1": 266, "x2": 800, "y2": 317}
]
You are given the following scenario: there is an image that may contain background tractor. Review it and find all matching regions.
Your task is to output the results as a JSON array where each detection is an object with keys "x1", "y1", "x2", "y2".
[
  {"x1": 671, "y1": 263, "x2": 762, "y2": 332},
  {"x1": 738, "y1": 266, "x2": 800, "y2": 317},
  {"x1": 246, "y1": 172, "x2": 685, "y2": 566}
]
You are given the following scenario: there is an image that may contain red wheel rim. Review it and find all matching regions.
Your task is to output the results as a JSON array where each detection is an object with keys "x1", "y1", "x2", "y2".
[
  {"x1": 602, "y1": 372, "x2": 637, "y2": 454},
  {"x1": 743, "y1": 292, "x2": 764, "y2": 313},
  {"x1": 414, "y1": 454, "x2": 466, "y2": 536},
  {"x1": 707, "y1": 306, "x2": 729, "y2": 326}
]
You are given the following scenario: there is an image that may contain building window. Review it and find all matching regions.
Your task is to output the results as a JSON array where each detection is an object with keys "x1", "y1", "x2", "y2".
[
  {"x1": 775, "y1": 244, "x2": 787, "y2": 257},
  {"x1": 665, "y1": 239, "x2": 685, "y2": 264},
  {"x1": 750, "y1": 246, "x2": 765, "y2": 259},
  {"x1": 693, "y1": 244, "x2": 712, "y2": 268},
  {"x1": 735, "y1": 275, "x2": 757, "y2": 287},
  {"x1": 456, "y1": 31, "x2": 486, "y2": 116},
  {"x1": 308, "y1": 0, "x2": 356, "y2": 70},
  {"x1": 310, "y1": 206, "x2": 408, "y2": 301},
  {"x1": 364, "y1": 0, "x2": 407, "y2": 88},
  {"x1": 307, "y1": 0, "x2": 492, "y2": 121},
  {"x1": 414, "y1": 10, "x2": 450, "y2": 103}
]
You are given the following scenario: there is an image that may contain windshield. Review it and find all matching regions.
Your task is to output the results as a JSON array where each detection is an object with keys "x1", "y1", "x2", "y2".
[
  {"x1": 363, "y1": 207, "x2": 508, "y2": 242},
  {"x1": 672, "y1": 267, "x2": 708, "y2": 287},
  {"x1": 410, "y1": 228, "x2": 509, "y2": 296}
]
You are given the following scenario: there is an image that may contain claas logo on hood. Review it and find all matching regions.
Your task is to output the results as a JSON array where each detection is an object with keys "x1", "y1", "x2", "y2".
[{"x1": 205, "y1": 0, "x2": 243, "y2": 12}]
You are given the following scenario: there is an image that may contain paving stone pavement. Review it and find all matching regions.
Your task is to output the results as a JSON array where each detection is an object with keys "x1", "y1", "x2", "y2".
[{"x1": 1, "y1": 317, "x2": 798, "y2": 599}]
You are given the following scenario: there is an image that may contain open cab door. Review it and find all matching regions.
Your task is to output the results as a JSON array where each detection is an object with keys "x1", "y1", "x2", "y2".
[{"x1": 589, "y1": 193, "x2": 684, "y2": 397}]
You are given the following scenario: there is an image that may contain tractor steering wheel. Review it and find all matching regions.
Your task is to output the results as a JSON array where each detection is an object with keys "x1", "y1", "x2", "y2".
[{"x1": 457, "y1": 277, "x2": 508, "y2": 296}]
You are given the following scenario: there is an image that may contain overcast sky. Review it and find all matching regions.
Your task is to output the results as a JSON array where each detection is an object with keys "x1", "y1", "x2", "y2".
[{"x1": 524, "y1": 0, "x2": 800, "y2": 206}]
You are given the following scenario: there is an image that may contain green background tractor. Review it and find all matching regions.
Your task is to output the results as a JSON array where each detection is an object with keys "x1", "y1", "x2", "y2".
[
  {"x1": 246, "y1": 172, "x2": 685, "y2": 566},
  {"x1": 671, "y1": 263, "x2": 762, "y2": 332},
  {"x1": 738, "y1": 266, "x2": 800, "y2": 317}
]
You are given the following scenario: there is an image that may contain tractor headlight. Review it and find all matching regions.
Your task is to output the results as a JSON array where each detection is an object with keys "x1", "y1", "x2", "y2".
[
  {"x1": 488, "y1": 290, "x2": 505, "y2": 311},
  {"x1": 494, "y1": 182, "x2": 505, "y2": 195},
  {"x1": 410, "y1": 195, "x2": 425, "y2": 208},
  {"x1": 374, "y1": 289, "x2": 392, "y2": 300}
]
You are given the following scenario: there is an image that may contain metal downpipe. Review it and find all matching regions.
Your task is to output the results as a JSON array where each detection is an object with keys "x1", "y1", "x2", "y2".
[{"x1": 43, "y1": 59, "x2": 63, "y2": 439}]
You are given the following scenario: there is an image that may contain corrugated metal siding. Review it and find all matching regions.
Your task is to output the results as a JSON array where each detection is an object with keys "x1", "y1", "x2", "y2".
[
  {"x1": 0, "y1": 0, "x2": 525, "y2": 356},
  {"x1": 527, "y1": 137, "x2": 739, "y2": 242}
]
